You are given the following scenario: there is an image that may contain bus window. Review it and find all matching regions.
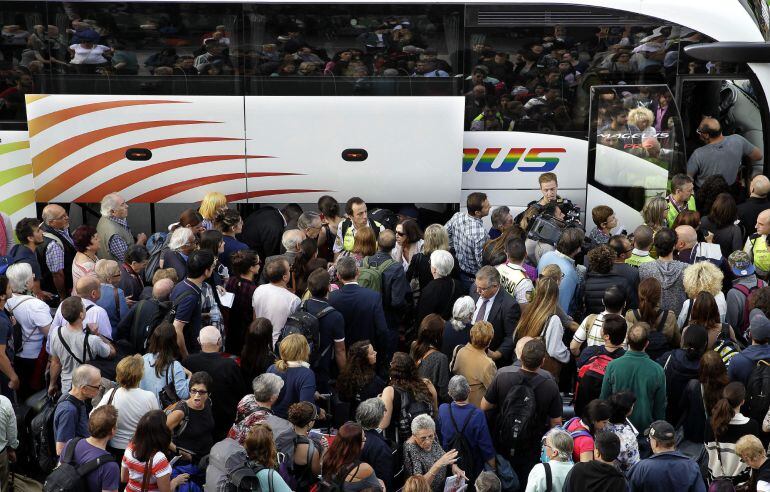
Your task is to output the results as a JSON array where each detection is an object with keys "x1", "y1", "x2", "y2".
[
  {"x1": 587, "y1": 84, "x2": 686, "y2": 223},
  {"x1": 463, "y1": 4, "x2": 694, "y2": 136}
]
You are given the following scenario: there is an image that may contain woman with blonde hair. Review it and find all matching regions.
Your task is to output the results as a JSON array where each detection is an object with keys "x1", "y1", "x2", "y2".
[
  {"x1": 449, "y1": 321, "x2": 497, "y2": 406},
  {"x1": 538, "y1": 263, "x2": 580, "y2": 332},
  {"x1": 679, "y1": 261, "x2": 727, "y2": 327},
  {"x1": 514, "y1": 277, "x2": 569, "y2": 378},
  {"x1": 198, "y1": 191, "x2": 227, "y2": 230},
  {"x1": 627, "y1": 106, "x2": 656, "y2": 138},
  {"x1": 267, "y1": 333, "x2": 320, "y2": 419},
  {"x1": 403, "y1": 475, "x2": 431, "y2": 492},
  {"x1": 642, "y1": 196, "x2": 668, "y2": 258},
  {"x1": 407, "y1": 224, "x2": 457, "y2": 296},
  {"x1": 96, "y1": 354, "x2": 159, "y2": 458}
]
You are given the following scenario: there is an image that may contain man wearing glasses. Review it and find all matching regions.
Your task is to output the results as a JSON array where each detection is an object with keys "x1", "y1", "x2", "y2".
[
  {"x1": 53, "y1": 364, "x2": 102, "y2": 456},
  {"x1": 38, "y1": 204, "x2": 77, "y2": 301}
]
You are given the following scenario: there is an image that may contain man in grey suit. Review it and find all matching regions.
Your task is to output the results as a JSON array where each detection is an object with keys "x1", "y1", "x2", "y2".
[{"x1": 470, "y1": 266, "x2": 521, "y2": 367}]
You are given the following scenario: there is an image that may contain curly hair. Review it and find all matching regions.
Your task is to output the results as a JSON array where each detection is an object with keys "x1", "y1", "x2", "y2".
[
  {"x1": 587, "y1": 244, "x2": 616, "y2": 274},
  {"x1": 388, "y1": 352, "x2": 432, "y2": 405},
  {"x1": 336, "y1": 341, "x2": 376, "y2": 402},
  {"x1": 696, "y1": 175, "x2": 729, "y2": 217},
  {"x1": 683, "y1": 261, "x2": 723, "y2": 298},
  {"x1": 750, "y1": 286, "x2": 770, "y2": 316},
  {"x1": 214, "y1": 208, "x2": 242, "y2": 234}
]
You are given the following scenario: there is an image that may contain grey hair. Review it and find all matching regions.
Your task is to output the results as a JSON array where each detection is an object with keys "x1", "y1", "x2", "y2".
[
  {"x1": 100, "y1": 193, "x2": 123, "y2": 216},
  {"x1": 448, "y1": 375, "x2": 470, "y2": 402},
  {"x1": 490, "y1": 206, "x2": 511, "y2": 229},
  {"x1": 336, "y1": 255, "x2": 358, "y2": 281},
  {"x1": 7, "y1": 263, "x2": 32, "y2": 293},
  {"x1": 356, "y1": 397, "x2": 386, "y2": 430},
  {"x1": 71, "y1": 364, "x2": 99, "y2": 389},
  {"x1": 475, "y1": 265, "x2": 500, "y2": 286},
  {"x1": 450, "y1": 296, "x2": 476, "y2": 330},
  {"x1": 410, "y1": 413, "x2": 436, "y2": 435},
  {"x1": 94, "y1": 259, "x2": 119, "y2": 283},
  {"x1": 545, "y1": 428, "x2": 574, "y2": 461},
  {"x1": 297, "y1": 211, "x2": 321, "y2": 231},
  {"x1": 168, "y1": 227, "x2": 194, "y2": 251},
  {"x1": 252, "y1": 373, "x2": 285, "y2": 402},
  {"x1": 430, "y1": 250, "x2": 454, "y2": 278},
  {"x1": 281, "y1": 229, "x2": 305, "y2": 251},
  {"x1": 474, "y1": 471, "x2": 501, "y2": 492}
]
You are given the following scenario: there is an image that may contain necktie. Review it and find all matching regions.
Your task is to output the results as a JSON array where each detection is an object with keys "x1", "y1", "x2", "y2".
[{"x1": 475, "y1": 298, "x2": 489, "y2": 323}]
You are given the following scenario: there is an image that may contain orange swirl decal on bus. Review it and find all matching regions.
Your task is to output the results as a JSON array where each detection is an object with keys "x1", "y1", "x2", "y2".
[
  {"x1": 226, "y1": 189, "x2": 332, "y2": 202},
  {"x1": 32, "y1": 120, "x2": 219, "y2": 175},
  {"x1": 26, "y1": 99, "x2": 187, "y2": 137},
  {"x1": 35, "y1": 136, "x2": 242, "y2": 202},
  {"x1": 75, "y1": 155, "x2": 274, "y2": 202},
  {"x1": 132, "y1": 172, "x2": 306, "y2": 202}
]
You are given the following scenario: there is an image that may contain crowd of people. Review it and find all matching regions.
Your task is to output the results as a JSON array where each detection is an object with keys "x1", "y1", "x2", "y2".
[{"x1": 0, "y1": 161, "x2": 762, "y2": 492}]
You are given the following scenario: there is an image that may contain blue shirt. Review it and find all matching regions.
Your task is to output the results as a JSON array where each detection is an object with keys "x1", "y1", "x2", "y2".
[
  {"x1": 9, "y1": 244, "x2": 42, "y2": 282},
  {"x1": 0, "y1": 311, "x2": 13, "y2": 360},
  {"x1": 305, "y1": 298, "x2": 345, "y2": 393},
  {"x1": 170, "y1": 279, "x2": 203, "y2": 355},
  {"x1": 266, "y1": 364, "x2": 316, "y2": 419},
  {"x1": 96, "y1": 284, "x2": 129, "y2": 331},
  {"x1": 727, "y1": 344, "x2": 770, "y2": 385},
  {"x1": 360, "y1": 429, "x2": 393, "y2": 491},
  {"x1": 66, "y1": 438, "x2": 120, "y2": 492},
  {"x1": 139, "y1": 353, "x2": 190, "y2": 404},
  {"x1": 437, "y1": 402, "x2": 495, "y2": 474},
  {"x1": 538, "y1": 251, "x2": 579, "y2": 314},
  {"x1": 626, "y1": 451, "x2": 706, "y2": 492},
  {"x1": 53, "y1": 394, "x2": 89, "y2": 447},
  {"x1": 220, "y1": 236, "x2": 248, "y2": 270}
]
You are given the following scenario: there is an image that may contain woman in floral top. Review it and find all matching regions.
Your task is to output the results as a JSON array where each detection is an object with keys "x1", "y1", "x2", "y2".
[{"x1": 606, "y1": 391, "x2": 640, "y2": 471}]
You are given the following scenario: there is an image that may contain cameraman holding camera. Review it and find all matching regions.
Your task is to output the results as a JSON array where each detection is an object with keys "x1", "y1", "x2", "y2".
[{"x1": 518, "y1": 172, "x2": 582, "y2": 265}]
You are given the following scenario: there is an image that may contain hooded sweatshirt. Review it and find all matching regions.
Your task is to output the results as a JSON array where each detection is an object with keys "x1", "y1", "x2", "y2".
[
  {"x1": 727, "y1": 342, "x2": 770, "y2": 385},
  {"x1": 564, "y1": 460, "x2": 626, "y2": 492},
  {"x1": 657, "y1": 349, "x2": 701, "y2": 424},
  {"x1": 638, "y1": 260, "x2": 688, "y2": 314}
]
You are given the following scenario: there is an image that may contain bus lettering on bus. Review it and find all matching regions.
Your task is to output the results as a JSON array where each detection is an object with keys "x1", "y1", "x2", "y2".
[{"x1": 463, "y1": 147, "x2": 567, "y2": 173}]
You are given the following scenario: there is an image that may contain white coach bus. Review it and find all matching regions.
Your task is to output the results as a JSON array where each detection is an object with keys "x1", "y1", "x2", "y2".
[{"x1": 0, "y1": 0, "x2": 768, "y2": 230}]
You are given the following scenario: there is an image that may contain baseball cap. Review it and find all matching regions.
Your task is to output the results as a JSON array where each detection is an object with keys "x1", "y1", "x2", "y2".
[
  {"x1": 750, "y1": 310, "x2": 770, "y2": 342},
  {"x1": 644, "y1": 420, "x2": 675, "y2": 441},
  {"x1": 729, "y1": 250, "x2": 755, "y2": 276}
]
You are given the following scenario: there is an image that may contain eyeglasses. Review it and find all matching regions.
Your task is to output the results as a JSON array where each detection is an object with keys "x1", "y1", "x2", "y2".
[
  {"x1": 190, "y1": 389, "x2": 209, "y2": 396},
  {"x1": 85, "y1": 384, "x2": 101, "y2": 390},
  {"x1": 415, "y1": 433, "x2": 435, "y2": 443},
  {"x1": 395, "y1": 231, "x2": 405, "y2": 237},
  {"x1": 477, "y1": 284, "x2": 498, "y2": 292}
]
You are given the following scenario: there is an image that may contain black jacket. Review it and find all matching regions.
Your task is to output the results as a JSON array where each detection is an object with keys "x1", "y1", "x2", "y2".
[
  {"x1": 239, "y1": 206, "x2": 285, "y2": 260},
  {"x1": 564, "y1": 460, "x2": 626, "y2": 492},
  {"x1": 417, "y1": 276, "x2": 463, "y2": 323},
  {"x1": 470, "y1": 289, "x2": 520, "y2": 366},
  {"x1": 583, "y1": 271, "x2": 634, "y2": 315},
  {"x1": 36, "y1": 224, "x2": 76, "y2": 295},
  {"x1": 115, "y1": 298, "x2": 170, "y2": 354}
]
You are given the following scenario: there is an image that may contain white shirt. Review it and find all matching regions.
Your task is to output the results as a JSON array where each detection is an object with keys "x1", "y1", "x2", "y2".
[
  {"x1": 678, "y1": 291, "x2": 727, "y2": 328},
  {"x1": 252, "y1": 283, "x2": 301, "y2": 345},
  {"x1": 497, "y1": 263, "x2": 534, "y2": 304},
  {"x1": 69, "y1": 43, "x2": 111, "y2": 64},
  {"x1": 95, "y1": 387, "x2": 159, "y2": 449},
  {"x1": 47, "y1": 298, "x2": 112, "y2": 353},
  {"x1": 525, "y1": 460, "x2": 574, "y2": 492},
  {"x1": 473, "y1": 291, "x2": 498, "y2": 322},
  {"x1": 542, "y1": 314, "x2": 570, "y2": 363},
  {"x1": 49, "y1": 325, "x2": 112, "y2": 393},
  {"x1": 6, "y1": 295, "x2": 52, "y2": 359}
]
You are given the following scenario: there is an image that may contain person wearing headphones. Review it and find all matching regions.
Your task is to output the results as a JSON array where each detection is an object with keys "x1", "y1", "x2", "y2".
[{"x1": 687, "y1": 116, "x2": 763, "y2": 194}]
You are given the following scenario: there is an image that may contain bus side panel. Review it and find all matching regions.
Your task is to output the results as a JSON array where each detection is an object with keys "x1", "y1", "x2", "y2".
[
  {"x1": 243, "y1": 96, "x2": 465, "y2": 204},
  {"x1": 0, "y1": 131, "x2": 38, "y2": 223},
  {"x1": 24, "y1": 95, "x2": 248, "y2": 203}
]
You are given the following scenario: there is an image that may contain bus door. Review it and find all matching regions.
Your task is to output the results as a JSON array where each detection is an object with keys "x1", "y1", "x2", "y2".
[{"x1": 586, "y1": 84, "x2": 687, "y2": 230}]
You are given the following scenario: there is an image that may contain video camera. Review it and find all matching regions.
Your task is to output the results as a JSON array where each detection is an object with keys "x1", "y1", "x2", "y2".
[{"x1": 526, "y1": 199, "x2": 582, "y2": 247}]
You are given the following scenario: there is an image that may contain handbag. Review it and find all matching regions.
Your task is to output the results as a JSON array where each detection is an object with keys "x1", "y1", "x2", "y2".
[
  {"x1": 158, "y1": 362, "x2": 180, "y2": 409},
  {"x1": 539, "y1": 317, "x2": 563, "y2": 380}
]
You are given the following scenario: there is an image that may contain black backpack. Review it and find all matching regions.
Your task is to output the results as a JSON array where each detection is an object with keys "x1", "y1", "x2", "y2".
[
  {"x1": 633, "y1": 309, "x2": 670, "y2": 361},
  {"x1": 8, "y1": 296, "x2": 33, "y2": 354},
  {"x1": 32, "y1": 394, "x2": 84, "y2": 475},
  {"x1": 217, "y1": 452, "x2": 273, "y2": 492},
  {"x1": 745, "y1": 359, "x2": 770, "y2": 422},
  {"x1": 368, "y1": 208, "x2": 399, "y2": 231},
  {"x1": 318, "y1": 462, "x2": 360, "y2": 492},
  {"x1": 496, "y1": 372, "x2": 545, "y2": 458},
  {"x1": 127, "y1": 299, "x2": 171, "y2": 354},
  {"x1": 276, "y1": 300, "x2": 334, "y2": 367},
  {"x1": 43, "y1": 437, "x2": 114, "y2": 492},
  {"x1": 143, "y1": 232, "x2": 170, "y2": 284},
  {"x1": 447, "y1": 405, "x2": 479, "y2": 482},
  {"x1": 395, "y1": 387, "x2": 433, "y2": 443}
]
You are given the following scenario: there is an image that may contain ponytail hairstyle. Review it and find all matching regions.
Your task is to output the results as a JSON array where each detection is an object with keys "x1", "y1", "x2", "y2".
[
  {"x1": 710, "y1": 381, "x2": 746, "y2": 440},
  {"x1": 681, "y1": 324, "x2": 708, "y2": 361}
]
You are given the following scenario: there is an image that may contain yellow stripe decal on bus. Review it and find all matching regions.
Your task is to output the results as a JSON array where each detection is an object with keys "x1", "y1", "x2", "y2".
[
  {"x1": 0, "y1": 164, "x2": 33, "y2": 185},
  {"x1": 0, "y1": 190, "x2": 36, "y2": 216},
  {"x1": 0, "y1": 141, "x2": 30, "y2": 156}
]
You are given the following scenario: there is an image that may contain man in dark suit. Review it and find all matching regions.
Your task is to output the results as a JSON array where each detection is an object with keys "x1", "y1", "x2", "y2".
[
  {"x1": 239, "y1": 204, "x2": 302, "y2": 260},
  {"x1": 470, "y1": 265, "x2": 520, "y2": 367},
  {"x1": 328, "y1": 256, "x2": 388, "y2": 359}
]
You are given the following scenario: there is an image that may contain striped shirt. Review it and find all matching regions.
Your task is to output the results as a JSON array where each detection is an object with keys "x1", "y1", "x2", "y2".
[
  {"x1": 121, "y1": 445, "x2": 171, "y2": 492},
  {"x1": 445, "y1": 211, "x2": 485, "y2": 275}
]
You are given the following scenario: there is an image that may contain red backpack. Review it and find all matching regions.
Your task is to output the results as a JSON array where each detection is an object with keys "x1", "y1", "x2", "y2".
[
  {"x1": 734, "y1": 280, "x2": 765, "y2": 336},
  {"x1": 574, "y1": 353, "x2": 613, "y2": 416}
]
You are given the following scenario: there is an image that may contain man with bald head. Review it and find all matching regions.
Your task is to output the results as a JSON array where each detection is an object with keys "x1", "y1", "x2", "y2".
[
  {"x1": 738, "y1": 175, "x2": 770, "y2": 241},
  {"x1": 505, "y1": 335, "x2": 554, "y2": 379},
  {"x1": 745, "y1": 209, "x2": 770, "y2": 279},
  {"x1": 37, "y1": 204, "x2": 76, "y2": 300},
  {"x1": 674, "y1": 225, "x2": 725, "y2": 267},
  {"x1": 48, "y1": 276, "x2": 113, "y2": 354},
  {"x1": 115, "y1": 278, "x2": 174, "y2": 354},
  {"x1": 687, "y1": 116, "x2": 763, "y2": 191}
]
